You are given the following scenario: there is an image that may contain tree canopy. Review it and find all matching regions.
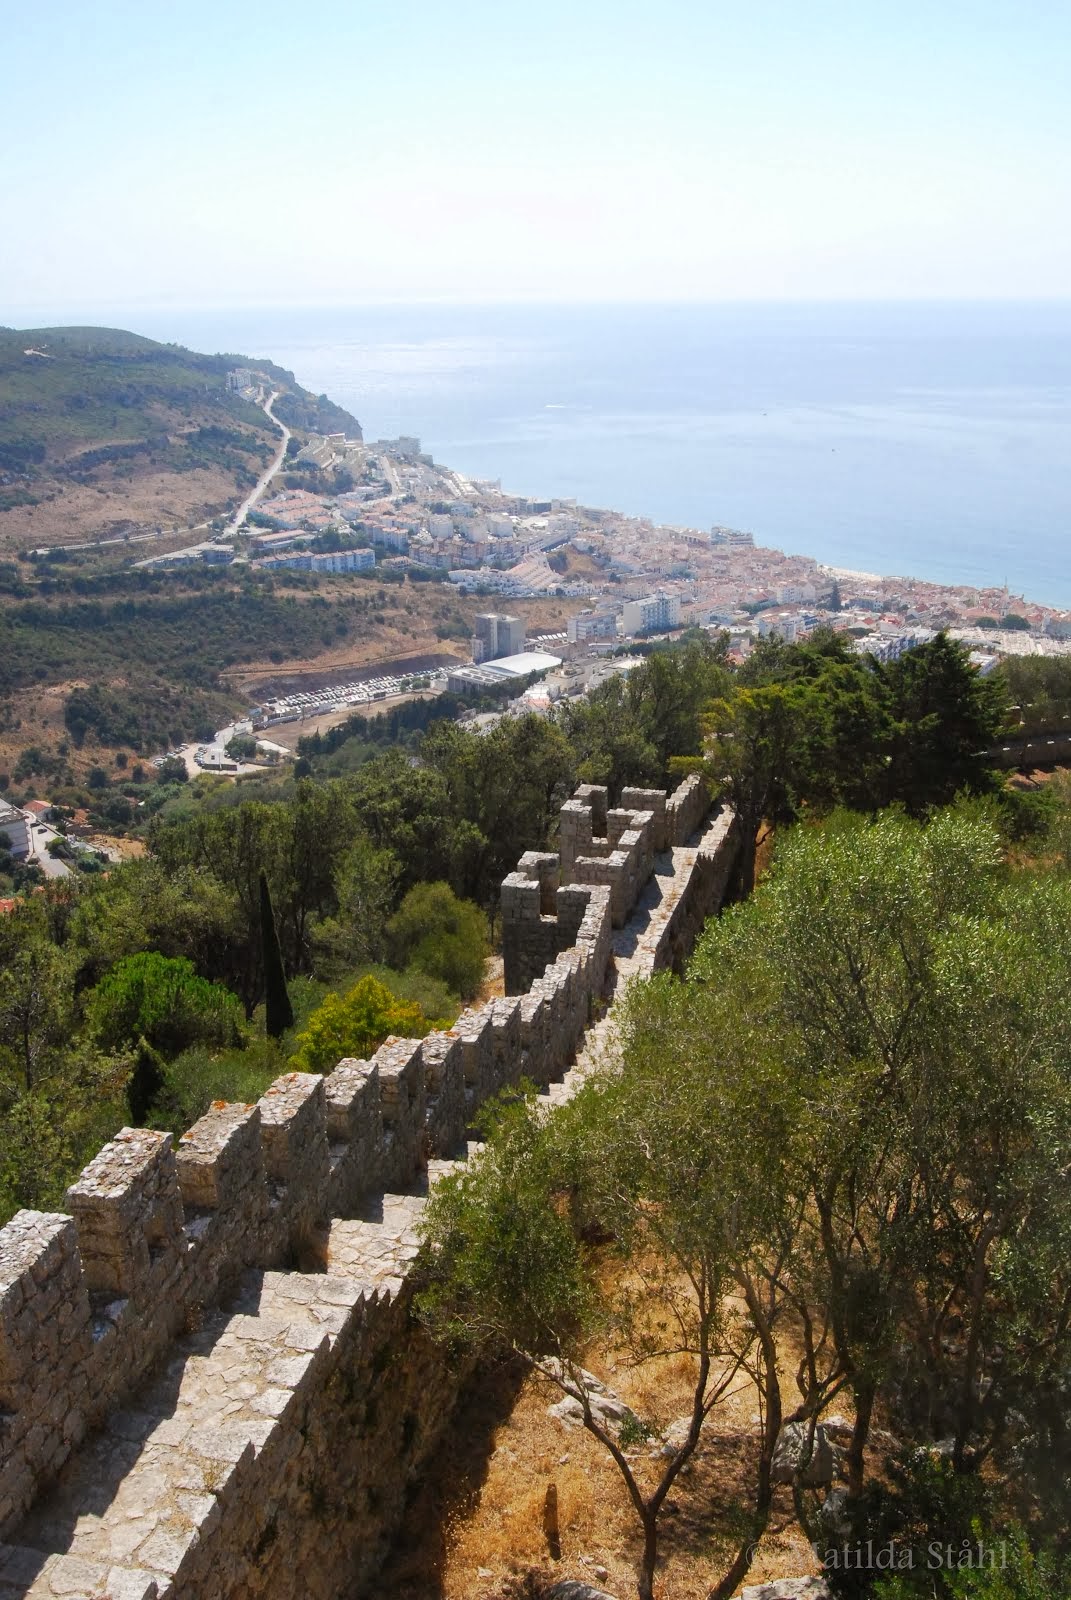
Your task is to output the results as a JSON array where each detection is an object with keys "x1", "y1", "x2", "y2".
[{"x1": 421, "y1": 806, "x2": 1071, "y2": 1597}]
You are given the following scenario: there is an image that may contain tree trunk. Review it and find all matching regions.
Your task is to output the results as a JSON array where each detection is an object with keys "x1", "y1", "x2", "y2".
[
  {"x1": 847, "y1": 1379, "x2": 875, "y2": 1496},
  {"x1": 637, "y1": 1510, "x2": 659, "y2": 1600},
  {"x1": 736, "y1": 824, "x2": 759, "y2": 898},
  {"x1": 710, "y1": 1282, "x2": 783, "y2": 1600},
  {"x1": 953, "y1": 1217, "x2": 999, "y2": 1471}
]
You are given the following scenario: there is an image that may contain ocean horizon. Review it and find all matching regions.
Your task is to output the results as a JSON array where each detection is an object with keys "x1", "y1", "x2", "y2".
[{"x1": 95, "y1": 301, "x2": 1071, "y2": 608}]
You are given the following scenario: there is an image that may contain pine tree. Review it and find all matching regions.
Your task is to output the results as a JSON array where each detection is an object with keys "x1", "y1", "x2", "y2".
[{"x1": 259, "y1": 872, "x2": 294, "y2": 1038}]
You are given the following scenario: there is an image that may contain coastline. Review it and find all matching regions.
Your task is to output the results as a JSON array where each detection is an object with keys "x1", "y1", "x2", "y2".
[{"x1": 120, "y1": 301, "x2": 1071, "y2": 608}]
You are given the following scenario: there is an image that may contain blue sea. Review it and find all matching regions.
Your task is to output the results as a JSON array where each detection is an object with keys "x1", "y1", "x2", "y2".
[{"x1": 130, "y1": 302, "x2": 1071, "y2": 606}]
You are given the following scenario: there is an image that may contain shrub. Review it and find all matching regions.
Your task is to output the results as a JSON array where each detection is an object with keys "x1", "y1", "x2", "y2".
[
  {"x1": 289, "y1": 975, "x2": 430, "y2": 1074},
  {"x1": 387, "y1": 881, "x2": 489, "y2": 1000},
  {"x1": 85, "y1": 952, "x2": 244, "y2": 1059}
]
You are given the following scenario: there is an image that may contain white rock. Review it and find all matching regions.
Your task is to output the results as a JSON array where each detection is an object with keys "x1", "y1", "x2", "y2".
[
  {"x1": 739, "y1": 1581, "x2": 832, "y2": 1600},
  {"x1": 771, "y1": 1421, "x2": 835, "y2": 1487}
]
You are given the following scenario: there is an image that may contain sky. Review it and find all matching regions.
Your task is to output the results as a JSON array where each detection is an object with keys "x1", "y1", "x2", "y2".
[{"x1": 3, "y1": 0, "x2": 1070, "y2": 319}]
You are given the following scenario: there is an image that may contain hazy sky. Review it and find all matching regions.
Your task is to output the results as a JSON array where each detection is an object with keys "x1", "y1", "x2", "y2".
[{"x1": 3, "y1": 0, "x2": 1069, "y2": 318}]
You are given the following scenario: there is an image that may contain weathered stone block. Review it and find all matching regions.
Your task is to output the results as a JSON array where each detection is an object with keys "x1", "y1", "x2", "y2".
[
  {"x1": 66, "y1": 1131, "x2": 183, "y2": 1298},
  {"x1": 0, "y1": 1214, "x2": 90, "y2": 1404},
  {"x1": 176, "y1": 1104, "x2": 263, "y2": 1212},
  {"x1": 257, "y1": 1074, "x2": 328, "y2": 1186},
  {"x1": 420, "y1": 1034, "x2": 465, "y2": 1157}
]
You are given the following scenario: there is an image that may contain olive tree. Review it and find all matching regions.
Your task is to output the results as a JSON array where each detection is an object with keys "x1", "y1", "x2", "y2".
[
  {"x1": 687, "y1": 807, "x2": 1071, "y2": 1512},
  {"x1": 419, "y1": 998, "x2": 797, "y2": 1600}
]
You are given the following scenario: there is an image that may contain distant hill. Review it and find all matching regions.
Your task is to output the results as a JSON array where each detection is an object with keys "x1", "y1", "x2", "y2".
[{"x1": 0, "y1": 326, "x2": 362, "y2": 549}]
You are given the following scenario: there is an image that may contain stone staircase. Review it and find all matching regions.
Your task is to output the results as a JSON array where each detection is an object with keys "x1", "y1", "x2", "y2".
[
  {"x1": 0, "y1": 1178, "x2": 460, "y2": 1599},
  {"x1": 0, "y1": 811, "x2": 737, "y2": 1600}
]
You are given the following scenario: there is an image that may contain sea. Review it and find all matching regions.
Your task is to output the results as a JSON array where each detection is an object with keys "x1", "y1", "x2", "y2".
[{"x1": 128, "y1": 302, "x2": 1071, "y2": 608}]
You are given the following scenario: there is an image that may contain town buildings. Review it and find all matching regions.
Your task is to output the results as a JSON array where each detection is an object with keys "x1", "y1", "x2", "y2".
[
  {"x1": 0, "y1": 802, "x2": 31, "y2": 860},
  {"x1": 567, "y1": 609, "x2": 619, "y2": 643},
  {"x1": 472, "y1": 613, "x2": 526, "y2": 663},
  {"x1": 621, "y1": 592, "x2": 682, "y2": 636}
]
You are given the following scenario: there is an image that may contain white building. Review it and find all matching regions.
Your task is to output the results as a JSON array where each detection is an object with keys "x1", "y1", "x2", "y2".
[
  {"x1": 0, "y1": 802, "x2": 31, "y2": 860},
  {"x1": 621, "y1": 593, "x2": 681, "y2": 636},
  {"x1": 447, "y1": 650, "x2": 562, "y2": 695},
  {"x1": 257, "y1": 548, "x2": 374, "y2": 574},
  {"x1": 567, "y1": 609, "x2": 619, "y2": 644},
  {"x1": 371, "y1": 527, "x2": 410, "y2": 553},
  {"x1": 757, "y1": 613, "x2": 800, "y2": 643},
  {"x1": 473, "y1": 613, "x2": 526, "y2": 662},
  {"x1": 775, "y1": 582, "x2": 817, "y2": 605},
  {"x1": 311, "y1": 549, "x2": 375, "y2": 574},
  {"x1": 854, "y1": 628, "x2": 934, "y2": 663}
]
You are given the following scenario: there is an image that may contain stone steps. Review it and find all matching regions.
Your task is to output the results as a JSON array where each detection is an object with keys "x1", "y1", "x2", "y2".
[
  {"x1": 4, "y1": 1267, "x2": 361, "y2": 1596},
  {"x1": 0, "y1": 810, "x2": 736, "y2": 1599},
  {"x1": 2, "y1": 1139, "x2": 494, "y2": 1600},
  {"x1": 2, "y1": 1192, "x2": 433, "y2": 1600}
]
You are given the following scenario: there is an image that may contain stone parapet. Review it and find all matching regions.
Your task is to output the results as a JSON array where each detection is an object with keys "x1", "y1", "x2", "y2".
[
  {"x1": 0, "y1": 778, "x2": 737, "y2": 1594},
  {"x1": 65, "y1": 1130, "x2": 184, "y2": 1299},
  {"x1": 666, "y1": 772, "x2": 708, "y2": 844}
]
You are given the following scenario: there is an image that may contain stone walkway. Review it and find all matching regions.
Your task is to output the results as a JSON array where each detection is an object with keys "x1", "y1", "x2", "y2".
[
  {"x1": 543, "y1": 828, "x2": 716, "y2": 1107},
  {"x1": 0, "y1": 818, "x2": 729, "y2": 1600},
  {"x1": 2, "y1": 1269, "x2": 363, "y2": 1598}
]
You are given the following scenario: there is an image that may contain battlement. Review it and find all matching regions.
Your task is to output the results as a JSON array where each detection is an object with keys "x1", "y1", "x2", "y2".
[
  {"x1": 505, "y1": 778, "x2": 706, "y2": 994},
  {"x1": 0, "y1": 778, "x2": 737, "y2": 1595}
]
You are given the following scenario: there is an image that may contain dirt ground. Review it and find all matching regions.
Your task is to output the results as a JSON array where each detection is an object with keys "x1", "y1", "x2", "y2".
[
  {"x1": 382, "y1": 1333, "x2": 824, "y2": 1600},
  {"x1": 0, "y1": 465, "x2": 245, "y2": 554},
  {"x1": 380, "y1": 1240, "x2": 830, "y2": 1600}
]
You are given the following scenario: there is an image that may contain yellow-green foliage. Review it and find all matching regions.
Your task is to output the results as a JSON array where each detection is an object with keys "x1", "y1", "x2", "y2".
[{"x1": 288, "y1": 974, "x2": 430, "y2": 1074}]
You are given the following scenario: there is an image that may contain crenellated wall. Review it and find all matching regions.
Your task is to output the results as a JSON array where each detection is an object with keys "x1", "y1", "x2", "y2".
[{"x1": 0, "y1": 777, "x2": 738, "y2": 1600}]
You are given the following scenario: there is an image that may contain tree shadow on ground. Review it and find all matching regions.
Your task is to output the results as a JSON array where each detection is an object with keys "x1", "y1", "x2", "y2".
[{"x1": 375, "y1": 1353, "x2": 531, "y2": 1600}]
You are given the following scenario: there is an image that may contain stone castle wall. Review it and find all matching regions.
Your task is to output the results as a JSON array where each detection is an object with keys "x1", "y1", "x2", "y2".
[{"x1": 0, "y1": 778, "x2": 738, "y2": 1600}]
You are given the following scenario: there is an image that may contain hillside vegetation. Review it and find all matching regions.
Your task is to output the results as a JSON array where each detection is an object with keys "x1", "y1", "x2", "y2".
[
  {"x1": 0, "y1": 564, "x2": 570, "y2": 796},
  {"x1": 2, "y1": 629, "x2": 1067, "y2": 1598},
  {"x1": 0, "y1": 325, "x2": 361, "y2": 548}
]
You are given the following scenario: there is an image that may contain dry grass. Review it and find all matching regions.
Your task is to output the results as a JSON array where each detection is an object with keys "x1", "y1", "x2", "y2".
[
  {"x1": 475, "y1": 957, "x2": 506, "y2": 1006},
  {"x1": 385, "y1": 1365, "x2": 821, "y2": 1600},
  {"x1": 382, "y1": 1259, "x2": 829, "y2": 1600},
  {"x1": 0, "y1": 465, "x2": 244, "y2": 553}
]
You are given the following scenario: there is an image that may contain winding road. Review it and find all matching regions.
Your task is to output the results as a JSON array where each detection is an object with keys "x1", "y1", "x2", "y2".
[{"x1": 226, "y1": 390, "x2": 291, "y2": 536}]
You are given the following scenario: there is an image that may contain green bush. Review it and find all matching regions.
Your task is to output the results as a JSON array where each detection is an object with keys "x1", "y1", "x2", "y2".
[
  {"x1": 85, "y1": 952, "x2": 244, "y2": 1059},
  {"x1": 387, "y1": 882, "x2": 489, "y2": 1000},
  {"x1": 349, "y1": 964, "x2": 458, "y2": 1029},
  {"x1": 289, "y1": 975, "x2": 431, "y2": 1074},
  {"x1": 150, "y1": 1039, "x2": 288, "y2": 1132}
]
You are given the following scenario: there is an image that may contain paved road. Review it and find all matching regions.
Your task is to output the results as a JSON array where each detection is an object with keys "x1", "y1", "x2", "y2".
[
  {"x1": 28, "y1": 821, "x2": 72, "y2": 878},
  {"x1": 226, "y1": 391, "x2": 291, "y2": 536}
]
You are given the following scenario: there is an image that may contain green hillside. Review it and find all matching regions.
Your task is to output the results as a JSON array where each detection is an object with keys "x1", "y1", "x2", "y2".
[{"x1": 0, "y1": 325, "x2": 362, "y2": 545}]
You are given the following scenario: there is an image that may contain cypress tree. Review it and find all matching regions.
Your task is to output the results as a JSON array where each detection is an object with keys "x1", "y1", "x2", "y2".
[
  {"x1": 126, "y1": 1038, "x2": 165, "y2": 1126},
  {"x1": 260, "y1": 871, "x2": 294, "y2": 1038}
]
